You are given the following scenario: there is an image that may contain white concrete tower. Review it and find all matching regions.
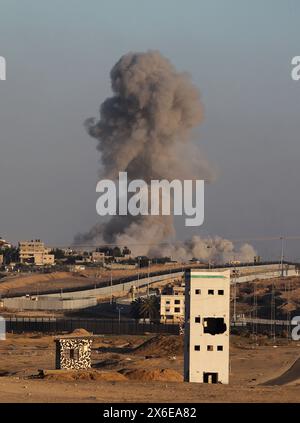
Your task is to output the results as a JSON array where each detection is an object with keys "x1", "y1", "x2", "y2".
[{"x1": 184, "y1": 269, "x2": 230, "y2": 384}]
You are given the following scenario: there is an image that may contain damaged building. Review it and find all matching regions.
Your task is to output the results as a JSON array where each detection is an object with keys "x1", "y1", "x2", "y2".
[{"x1": 184, "y1": 269, "x2": 230, "y2": 384}]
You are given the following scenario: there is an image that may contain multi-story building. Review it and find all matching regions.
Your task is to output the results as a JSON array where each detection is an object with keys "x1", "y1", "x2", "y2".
[
  {"x1": 0, "y1": 237, "x2": 11, "y2": 249},
  {"x1": 160, "y1": 285, "x2": 185, "y2": 323},
  {"x1": 91, "y1": 251, "x2": 105, "y2": 263},
  {"x1": 184, "y1": 269, "x2": 230, "y2": 384},
  {"x1": 19, "y1": 240, "x2": 55, "y2": 266}
]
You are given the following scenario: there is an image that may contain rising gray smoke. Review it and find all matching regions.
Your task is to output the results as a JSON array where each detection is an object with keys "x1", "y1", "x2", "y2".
[
  {"x1": 74, "y1": 50, "x2": 256, "y2": 263},
  {"x1": 150, "y1": 236, "x2": 256, "y2": 264}
]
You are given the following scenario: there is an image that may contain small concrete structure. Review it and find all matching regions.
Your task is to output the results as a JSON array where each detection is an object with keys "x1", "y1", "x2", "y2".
[
  {"x1": 184, "y1": 269, "x2": 230, "y2": 384},
  {"x1": 55, "y1": 335, "x2": 94, "y2": 370}
]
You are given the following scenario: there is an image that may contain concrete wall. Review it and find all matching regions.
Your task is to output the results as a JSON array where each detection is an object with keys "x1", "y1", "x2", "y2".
[
  {"x1": 3, "y1": 265, "x2": 297, "y2": 310},
  {"x1": 105, "y1": 263, "x2": 137, "y2": 270},
  {"x1": 3, "y1": 296, "x2": 97, "y2": 311},
  {"x1": 50, "y1": 267, "x2": 296, "y2": 301},
  {"x1": 40, "y1": 272, "x2": 181, "y2": 300},
  {"x1": 218, "y1": 263, "x2": 293, "y2": 276},
  {"x1": 236, "y1": 269, "x2": 297, "y2": 284}
]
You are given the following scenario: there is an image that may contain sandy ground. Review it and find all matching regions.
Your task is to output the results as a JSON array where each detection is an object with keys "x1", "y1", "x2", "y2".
[
  {"x1": 0, "y1": 264, "x2": 184, "y2": 297},
  {"x1": 0, "y1": 333, "x2": 300, "y2": 402}
]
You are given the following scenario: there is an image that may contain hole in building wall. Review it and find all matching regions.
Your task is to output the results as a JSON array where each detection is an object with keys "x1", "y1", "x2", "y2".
[{"x1": 203, "y1": 318, "x2": 227, "y2": 335}]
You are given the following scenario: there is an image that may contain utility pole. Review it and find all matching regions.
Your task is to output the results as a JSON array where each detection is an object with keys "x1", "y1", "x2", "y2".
[
  {"x1": 280, "y1": 236, "x2": 285, "y2": 278},
  {"x1": 117, "y1": 306, "x2": 123, "y2": 324},
  {"x1": 110, "y1": 268, "x2": 113, "y2": 304},
  {"x1": 147, "y1": 260, "x2": 150, "y2": 296},
  {"x1": 287, "y1": 279, "x2": 291, "y2": 342},
  {"x1": 271, "y1": 282, "x2": 276, "y2": 344},
  {"x1": 137, "y1": 258, "x2": 140, "y2": 294},
  {"x1": 117, "y1": 306, "x2": 123, "y2": 334},
  {"x1": 253, "y1": 282, "x2": 258, "y2": 344},
  {"x1": 233, "y1": 264, "x2": 237, "y2": 322},
  {"x1": 207, "y1": 245, "x2": 212, "y2": 270}
]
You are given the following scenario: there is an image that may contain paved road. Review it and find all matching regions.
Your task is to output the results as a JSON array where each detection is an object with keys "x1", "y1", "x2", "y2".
[{"x1": 263, "y1": 357, "x2": 300, "y2": 386}]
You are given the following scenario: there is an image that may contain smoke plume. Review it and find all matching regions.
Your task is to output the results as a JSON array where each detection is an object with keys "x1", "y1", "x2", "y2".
[{"x1": 74, "y1": 50, "x2": 256, "y2": 263}]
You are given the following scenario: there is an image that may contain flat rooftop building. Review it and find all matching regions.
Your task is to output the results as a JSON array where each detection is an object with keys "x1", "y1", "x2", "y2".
[
  {"x1": 160, "y1": 284, "x2": 185, "y2": 323},
  {"x1": 184, "y1": 269, "x2": 230, "y2": 384},
  {"x1": 19, "y1": 240, "x2": 55, "y2": 266}
]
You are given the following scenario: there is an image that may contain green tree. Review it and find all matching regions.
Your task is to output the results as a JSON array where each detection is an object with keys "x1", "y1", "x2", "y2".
[
  {"x1": 50, "y1": 248, "x2": 65, "y2": 260},
  {"x1": 0, "y1": 247, "x2": 19, "y2": 264},
  {"x1": 122, "y1": 246, "x2": 131, "y2": 256},
  {"x1": 130, "y1": 297, "x2": 144, "y2": 320},
  {"x1": 130, "y1": 296, "x2": 160, "y2": 322},
  {"x1": 112, "y1": 246, "x2": 122, "y2": 257}
]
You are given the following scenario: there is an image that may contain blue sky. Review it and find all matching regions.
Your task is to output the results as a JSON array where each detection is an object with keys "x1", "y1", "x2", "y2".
[{"x1": 0, "y1": 0, "x2": 300, "y2": 259}]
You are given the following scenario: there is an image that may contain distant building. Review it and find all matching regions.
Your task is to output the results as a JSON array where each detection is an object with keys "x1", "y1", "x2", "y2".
[
  {"x1": 189, "y1": 258, "x2": 201, "y2": 264},
  {"x1": 160, "y1": 284, "x2": 185, "y2": 323},
  {"x1": 254, "y1": 256, "x2": 261, "y2": 263},
  {"x1": 63, "y1": 248, "x2": 77, "y2": 256},
  {"x1": 76, "y1": 256, "x2": 91, "y2": 264},
  {"x1": 162, "y1": 284, "x2": 185, "y2": 296},
  {"x1": 184, "y1": 269, "x2": 230, "y2": 385},
  {"x1": 0, "y1": 237, "x2": 11, "y2": 249},
  {"x1": 229, "y1": 260, "x2": 241, "y2": 266},
  {"x1": 68, "y1": 264, "x2": 86, "y2": 272},
  {"x1": 115, "y1": 254, "x2": 132, "y2": 262},
  {"x1": 19, "y1": 240, "x2": 55, "y2": 266},
  {"x1": 91, "y1": 251, "x2": 105, "y2": 263}
]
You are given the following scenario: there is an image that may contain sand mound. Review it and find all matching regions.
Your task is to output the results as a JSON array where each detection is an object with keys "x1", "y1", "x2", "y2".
[
  {"x1": 121, "y1": 368, "x2": 183, "y2": 382},
  {"x1": 135, "y1": 335, "x2": 183, "y2": 357},
  {"x1": 39, "y1": 369, "x2": 126, "y2": 382},
  {"x1": 39, "y1": 367, "x2": 182, "y2": 383},
  {"x1": 70, "y1": 328, "x2": 91, "y2": 336}
]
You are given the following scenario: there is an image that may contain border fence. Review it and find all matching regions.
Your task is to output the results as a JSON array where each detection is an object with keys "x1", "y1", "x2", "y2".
[
  {"x1": 5, "y1": 317, "x2": 180, "y2": 335},
  {"x1": 3, "y1": 316, "x2": 292, "y2": 337}
]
